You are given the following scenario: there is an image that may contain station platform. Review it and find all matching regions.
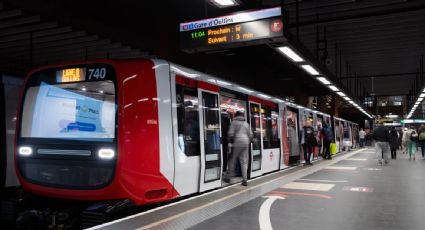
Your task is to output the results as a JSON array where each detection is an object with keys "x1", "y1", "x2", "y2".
[{"x1": 89, "y1": 148, "x2": 425, "y2": 230}]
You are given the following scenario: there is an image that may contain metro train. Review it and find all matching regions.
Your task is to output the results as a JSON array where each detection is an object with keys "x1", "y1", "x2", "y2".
[{"x1": 9, "y1": 58, "x2": 359, "y2": 228}]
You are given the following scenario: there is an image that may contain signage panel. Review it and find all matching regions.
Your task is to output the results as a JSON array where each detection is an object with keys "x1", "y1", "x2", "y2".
[{"x1": 180, "y1": 7, "x2": 284, "y2": 52}]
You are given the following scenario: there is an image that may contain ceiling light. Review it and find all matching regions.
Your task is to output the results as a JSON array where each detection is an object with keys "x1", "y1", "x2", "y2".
[
  {"x1": 336, "y1": 92, "x2": 346, "y2": 96},
  {"x1": 385, "y1": 114, "x2": 399, "y2": 118},
  {"x1": 209, "y1": 0, "x2": 239, "y2": 7},
  {"x1": 418, "y1": 97, "x2": 424, "y2": 102},
  {"x1": 343, "y1": 96, "x2": 350, "y2": 101},
  {"x1": 420, "y1": 93, "x2": 425, "y2": 98},
  {"x1": 317, "y1": 77, "x2": 331, "y2": 85},
  {"x1": 300, "y1": 65, "x2": 320, "y2": 75},
  {"x1": 278, "y1": 46, "x2": 304, "y2": 62},
  {"x1": 275, "y1": 98, "x2": 284, "y2": 103},
  {"x1": 328, "y1": 85, "x2": 339, "y2": 92}
]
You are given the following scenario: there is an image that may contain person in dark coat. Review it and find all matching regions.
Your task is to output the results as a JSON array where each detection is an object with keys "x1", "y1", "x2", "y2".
[{"x1": 389, "y1": 127, "x2": 399, "y2": 159}]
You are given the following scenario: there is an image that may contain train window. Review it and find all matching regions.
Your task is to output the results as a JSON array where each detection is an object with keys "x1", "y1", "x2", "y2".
[
  {"x1": 262, "y1": 106, "x2": 280, "y2": 149},
  {"x1": 176, "y1": 85, "x2": 200, "y2": 156},
  {"x1": 21, "y1": 80, "x2": 116, "y2": 142}
]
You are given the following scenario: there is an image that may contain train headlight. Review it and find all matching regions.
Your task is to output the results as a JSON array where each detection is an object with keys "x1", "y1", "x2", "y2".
[
  {"x1": 19, "y1": 146, "x2": 33, "y2": 156},
  {"x1": 98, "y1": 149, "x2": 115, "y2": 159}
]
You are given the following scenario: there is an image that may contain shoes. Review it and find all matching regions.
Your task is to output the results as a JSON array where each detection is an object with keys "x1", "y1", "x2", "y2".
[
  {"x1": 308, "y1": 162, "x2": 313, "y2": 165},
  {"x1": 242, "y1": 181, "x2": 248, "y2": 186}
]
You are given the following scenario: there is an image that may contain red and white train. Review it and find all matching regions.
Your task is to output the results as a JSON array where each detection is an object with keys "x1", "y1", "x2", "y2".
[{"x1": 13, "y1": 59, "x2": 358, "y2": 223}]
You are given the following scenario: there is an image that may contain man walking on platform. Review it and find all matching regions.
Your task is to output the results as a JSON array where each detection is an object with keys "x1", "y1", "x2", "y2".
[
  {"x1": 359, "y1": 128, "x2": 366, "y2": 148},
  {"x1": 373, "y1": 122, "x2": 391, "y2": 165},
  {"x1": 417, "y1": 124, "x2": 425, "y2": 159},
  {"x1": 300, "y1": 120, "x2": 317, "y2": 165},
  {"x1": 227, "y1": 111, "x2": 253, "y2": 186}
]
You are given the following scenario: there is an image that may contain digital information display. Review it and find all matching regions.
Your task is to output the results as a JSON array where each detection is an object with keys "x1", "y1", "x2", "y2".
[
  {"x1": 56, "y1": 66, "x2": 109, "y2": 83},
  {"x1": 56, "y1": 68, "x2": 86, "y2": 83},
  {"x1": 180, "y1": 7, "x2": 284, "y2": 52}
]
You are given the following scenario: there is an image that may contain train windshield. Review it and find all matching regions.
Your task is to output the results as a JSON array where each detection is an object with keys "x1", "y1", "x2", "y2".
[{"x1": 20, "y1": 68, "x2": 116, "y2": 142}]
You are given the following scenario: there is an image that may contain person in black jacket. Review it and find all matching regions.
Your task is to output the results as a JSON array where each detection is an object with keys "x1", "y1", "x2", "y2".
[
  {"x1": 321, "y1": 123, "x2": 333, "y2": 160},
  {"x1": 300, "y1": 120, "x2": 317, "y2": 165},
  {"x1": 372, "y1": 122, "x2": 391, "y2": 165},
  {"x1": 389, "y1": 127, "x2": 399, "y2": 159}
]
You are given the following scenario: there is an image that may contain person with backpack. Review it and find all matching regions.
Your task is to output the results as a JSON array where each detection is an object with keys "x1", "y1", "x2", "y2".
[
  {"x1": 226, "y1": 111, "x2": 253, "y2": 186},
  {"x1": 417, "y1": 124, "x2": 425, "y2": 159},
  {"x1": 389, "y1": 127, "x2": 399, "y2": 159},
  {"x1": 321, "y1": 122, "x2": 334, "y2": 160},
  {"x1": 407, "y1": 126, "x2": 418, "y2": 160},
  {"x1": 300, "y1": 120, "x2": 317, "y2": 165},
  {"x1": 372, "y1": 122, "x2": 391, "y2": 165}
]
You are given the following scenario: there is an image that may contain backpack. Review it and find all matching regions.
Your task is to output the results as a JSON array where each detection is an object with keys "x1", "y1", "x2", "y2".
[
  {"x1": 410, "y1": 131, "x2": 418, "y2": 141},
  {"x1": 324, "y1": 127, "x2": 333, "y2": 141},
  {"x1": 419, "y1": 131, "x2": 425, "y2": 141}
]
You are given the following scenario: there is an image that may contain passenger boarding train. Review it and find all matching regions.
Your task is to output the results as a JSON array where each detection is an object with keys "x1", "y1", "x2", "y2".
[{"x1": 14, "y1": 59, "x2": 358, "y2": 208}]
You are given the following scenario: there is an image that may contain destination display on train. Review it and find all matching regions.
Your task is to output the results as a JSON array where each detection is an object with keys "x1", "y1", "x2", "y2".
[{"x1": 180, "y1": 7, "x2": 284, "y2": 52}]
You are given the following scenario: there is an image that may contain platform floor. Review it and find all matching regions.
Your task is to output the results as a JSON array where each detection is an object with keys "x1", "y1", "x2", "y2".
[{"x1": 90, "y1": 148, "x2": 425, "y2": 230}]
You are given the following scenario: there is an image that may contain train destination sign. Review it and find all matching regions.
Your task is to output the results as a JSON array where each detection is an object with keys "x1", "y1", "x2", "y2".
[{"x1": 180, "y1": 7, "x2": 284, "y2": 52}]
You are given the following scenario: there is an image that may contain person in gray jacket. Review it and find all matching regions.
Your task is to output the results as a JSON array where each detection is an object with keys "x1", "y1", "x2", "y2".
[{"x1": 227, "y1": 111, "x2": 253, "y2": 186}]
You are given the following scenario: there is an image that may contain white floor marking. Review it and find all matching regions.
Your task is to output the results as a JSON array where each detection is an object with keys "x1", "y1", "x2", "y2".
[
  {"x1": 259, "y1": 196, "x2": 285, "y2": 230},
  {"x1": 345, "y1": 158, "x2": 368, "y2": 161},
  {"x1": 365, "y1": 168, "x2": 381, "y2": 171},
  {"x1": 324, "y1": 166, "x2": 357, "y2": 170},
  {"x1": 282, "y1": 182, "x2": 335, "y2": 191},
  {"x1": 88, "y1": 148, "x2": 365, "y2": 230},
  {"x1": 297, "y1": 179, "x2": 348, "y2": 183}
]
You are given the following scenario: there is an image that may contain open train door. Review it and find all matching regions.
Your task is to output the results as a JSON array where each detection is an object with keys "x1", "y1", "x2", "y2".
[
  {"x1": 198, "y1": 89, "x2": 223, "y2": 192},
  {"x1": 249, "y1": 101, "x2": 263, "y2": 178}
]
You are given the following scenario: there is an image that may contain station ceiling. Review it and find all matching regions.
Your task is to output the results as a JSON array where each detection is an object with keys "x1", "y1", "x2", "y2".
[{"x1": 1, "y1": 0, "x2": 425, "y2": 101}]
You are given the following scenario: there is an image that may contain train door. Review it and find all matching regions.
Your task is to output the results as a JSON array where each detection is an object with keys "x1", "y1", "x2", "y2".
[
  {"x1": 279, "y1": 105, "x2": 290, "y2": 169},
  {"x1": 249, "y1": 102, "x2": 262, "y2": 178},
  {"x1": 261, "y1": 104, "x2": 280, "y2": 174},
  {"x1": 199, "y1": 89, "x2": 223, "y2": 192},
  {"x1": 172, "y1": 81, "x2": 202, "y2": 197},
  {"x1": 286, "y1": 107, "x2": 300, "y2": 165},
  {"x1": 219, "y1": 91, "x2": 247, "y2": 175}
]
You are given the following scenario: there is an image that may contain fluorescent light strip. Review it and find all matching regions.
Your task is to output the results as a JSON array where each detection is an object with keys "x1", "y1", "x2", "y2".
[
  {"x1": 300, "y1": 65, "x2": 320, "y2": 75},
  {"x1": 211, "y1": 0, "x2": 239, "y2": 7},
  {"x1": 336, "y1": 92, "x2": 346, "y2": 96},
  {"x1": 317, "y1": 77, "x2": 331, "y2": 85},
  {"x1": 278, "y1": 46, "x2": 304, "y2": 62},
  {"x1": 328, "y1": 85, "x2": 339, "y2": 92}
]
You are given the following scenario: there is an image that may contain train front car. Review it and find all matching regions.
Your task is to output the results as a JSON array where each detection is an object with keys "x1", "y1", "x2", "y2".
[{"x1": 15, "y1": 59, "x2": 177, "y2": 210}]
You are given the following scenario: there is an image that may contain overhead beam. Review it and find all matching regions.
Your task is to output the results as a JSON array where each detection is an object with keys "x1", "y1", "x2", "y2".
[
  {"x1": 0, "y1": 9, "x2": 22, "y2": 19},
  {"x1": 0, "y1": 22, "x2": 57, "y2": 36}
]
